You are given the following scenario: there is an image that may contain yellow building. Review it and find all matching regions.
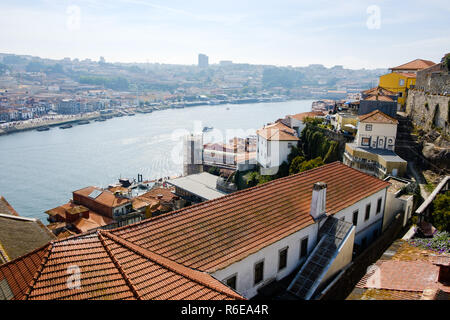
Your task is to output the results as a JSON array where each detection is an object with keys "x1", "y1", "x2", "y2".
[
  {"x1": 379, "y1": 72, "x2": 416, "y2": 108},
  {"x1": 378, "y1": 59, "x2": 435, "y2": 108}
]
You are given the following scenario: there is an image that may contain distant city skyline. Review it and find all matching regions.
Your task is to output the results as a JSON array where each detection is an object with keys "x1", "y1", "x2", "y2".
[{"x1": 0, "y1": 0, "x2": 449, "y2": 69}]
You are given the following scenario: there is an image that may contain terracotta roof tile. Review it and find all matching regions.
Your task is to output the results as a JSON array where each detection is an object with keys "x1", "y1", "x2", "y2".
[
  {"x1": 359, "y1": 110, "x2": 398, "y2": 124},
  {"x1": 73, "y1": 186, "x2": 131, "y2": 208},
  {"x1": 362, "y1": 87, "x2": 396, "y2": 96},
  {"x1": 351, "y1": 241, "x2": 450, "y2": 300},
  {"x1": 390, "y1": 59, "x2": 435, "y2": 71},
  {"x1": 111, "y1": 162, "x2": 390, "y2": 273},
  {"x1": 0, "y1": 230, "x2": 244, "y2": 300},
  {"x1": 364, "y1": 95, "x2": 394, "y2": 102},
  {"x1": 289, "y1": 111, "x2": 325, "y2": 122},
  {"x1": 256, "y1": 122, "x2": 299, "y2": 141}
]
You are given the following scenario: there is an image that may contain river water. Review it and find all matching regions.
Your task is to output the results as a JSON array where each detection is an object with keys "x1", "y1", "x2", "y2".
[{"x1": 0, "y1": 100, "x2": 313, "y2": 221}]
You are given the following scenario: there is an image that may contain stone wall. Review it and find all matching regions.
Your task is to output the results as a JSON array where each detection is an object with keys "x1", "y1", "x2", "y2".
[
  {"x1": 405, "y1": 89, "x2": 450, "y2": 135},
  {"x1": 415, "y1": 63, "x2": 450, "y2": 94}
]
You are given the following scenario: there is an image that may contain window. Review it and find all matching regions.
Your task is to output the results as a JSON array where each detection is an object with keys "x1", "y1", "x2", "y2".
[
  {"x1": 399, "y1": 79, "x2": 405, "y2": 86},
  {"x1": 254, "y1": 260, "x2": 264, "y2": 285},
  {"x1": 365, "y1": 124, "x2": 372, "y2": 131},
  {"x1": 352, "y1": 210, "x2": 359, "y2": 226},
  {"x1": 376, "y1": 198, "x2": 382, "y2": 214},
  {"x1": 361, "y1": 137, "x2": 370, "y2": 146},
  {"x1": 365, "y1": 204, "x2": 371, "y2": 221},
  {"x1": 300, "y1": 237, "x2": 308, "y2": 259},
  {"x1": 278, "y1": 247, "x2": 288, "y2": 271},
  {"x1": 398, "y1": 92, "x2": 403, "y2": 97},
  {"x1": 225, "y1": 275, "x2": 237, "y2": 290}
]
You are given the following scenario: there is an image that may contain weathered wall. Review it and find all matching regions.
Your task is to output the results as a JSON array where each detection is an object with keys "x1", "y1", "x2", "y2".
[
  {"x1": 415, "y1": 64, "x2": 450, "y2": 94},
  {"x1": 405, "y1": 89, "x2": 450, "y2": 135}
]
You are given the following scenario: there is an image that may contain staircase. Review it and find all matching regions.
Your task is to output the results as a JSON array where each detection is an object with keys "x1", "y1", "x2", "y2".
[{"x1": 286, "y1": 217, "x2": 354, "y2": 300}]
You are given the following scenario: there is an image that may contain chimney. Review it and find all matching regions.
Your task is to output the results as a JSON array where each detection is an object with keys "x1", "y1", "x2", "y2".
[{"x1": 310, "y1": 182, "x2": 327, "y2": 220}]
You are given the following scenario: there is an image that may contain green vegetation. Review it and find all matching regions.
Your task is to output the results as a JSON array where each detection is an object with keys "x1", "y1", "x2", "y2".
[
  {"x1": 443, "y1": 53, "x2": 450, "y2": 72},
  {"x1": 262, "y1": 67, "x2": 304, "y2": 88},
  {"x1": 0, "y1": 63, "x2": 9, "y2": 75},
  {"x1": 78, "y1": 75, "x2": 129, "y2": 90},
  {"x1": 25, "y1": 62, "x2": 64, "y2": 74},
  {"x1": 300, "y1": 123, "x2": 340, "y2": 163},
  {"x1": 290, "y1": 157, "x2": 324, "y2": 174},
  {"x1": 431, "y1": 191, "x2": 450, "y2": 232},
  {"x1": 408, "y1": 231, "x2": 450, "y2": 254},
  {"x1": 425, "y1": 183, "x2": 435, "y2": 193},
  {"x1": 238, "y1": 119, "x2": 341, "y2": 188},
  {"x1": 207, "y1": 166, "x2": 221, "y2": 176},
  {"x1": 2, "y1": 55, "x2": 27, "y2": 65}
]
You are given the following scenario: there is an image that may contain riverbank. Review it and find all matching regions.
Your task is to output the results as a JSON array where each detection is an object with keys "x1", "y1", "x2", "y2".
[
  {"x1": 0, "y1": 111, "x2": 116, "y2": 136},
  {"x1": 0, "y1": 98, "x2": 293, "y2": 136}
]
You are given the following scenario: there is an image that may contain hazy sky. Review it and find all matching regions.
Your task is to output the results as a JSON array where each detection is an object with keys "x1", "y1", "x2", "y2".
[{"x1": 0, "y1": 0, "x2": 449, "y2": 69}]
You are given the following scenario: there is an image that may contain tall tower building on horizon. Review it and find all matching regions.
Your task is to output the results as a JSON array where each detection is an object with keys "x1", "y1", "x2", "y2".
[{"x1": 198, "y1": 53, "x2": 209, "y2": 68}]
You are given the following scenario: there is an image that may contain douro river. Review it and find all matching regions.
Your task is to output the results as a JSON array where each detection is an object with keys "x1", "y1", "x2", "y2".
[{"x1": 0, "y1": 100, "x2": 312, "y2": 221}]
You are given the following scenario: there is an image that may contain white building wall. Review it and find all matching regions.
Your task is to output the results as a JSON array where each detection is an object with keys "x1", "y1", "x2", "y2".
[
  {"x1": 288, "y1": 118, "x2": 306, "y2": 136},
  {"x1": 356, "y1": 122, "x2": 397, "y2": 150},
  {"x1": 212, "y1": 187, "x2": 388, "y2": 299},
  {"x1": 211, "y1": 223, "x2": 318, "y2": 299},
  {"x1": 256, "y1": 135, "x2": 293, "y2": 169},
  {"x1": 330, "y1": 188, "x2": 387, "y2": 245}
]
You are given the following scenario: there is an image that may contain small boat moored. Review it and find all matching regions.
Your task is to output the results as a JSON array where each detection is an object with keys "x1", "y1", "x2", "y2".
[
  {"x1": 59, "y1": 124, "x2": 73, "y2": 129},
  {"x1": 36, "y1": 126, "x2": 50, "y2": 132}
]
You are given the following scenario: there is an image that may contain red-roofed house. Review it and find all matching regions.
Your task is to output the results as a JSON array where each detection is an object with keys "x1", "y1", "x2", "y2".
[
  {"x1": 2, "y1": 162, "x2": 394, "y2": 300},
  {"x1": 344, "y1": 110, "x2": 407, "y2": 178},
  {"x1": 379, "y1": 59, "x2": 435, "y2": 108},
  {"x1": 256, "y1": 122, "x2": 299, "y2": 174}
]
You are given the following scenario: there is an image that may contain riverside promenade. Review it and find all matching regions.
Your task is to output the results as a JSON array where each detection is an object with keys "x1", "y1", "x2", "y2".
[{"x1": 0, "y1": 111, "x2": 106, "y2": 136}]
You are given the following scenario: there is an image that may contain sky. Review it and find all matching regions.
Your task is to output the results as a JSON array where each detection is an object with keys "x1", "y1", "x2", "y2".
[{"x1": 0, "y1": 0, "x2": 449, "y2": 69}]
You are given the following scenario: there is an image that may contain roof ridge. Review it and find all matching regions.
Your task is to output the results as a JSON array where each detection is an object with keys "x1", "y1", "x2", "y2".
[
  {"x1": 23, "y1": 242, "x2": 53, "y2": 300},
  {"x1": 100, "y1": 231, "x2": 244, "y2": 300},
  {"x1": 0, "y1": 241, "x2": 50, "y2": 269},
  {"x1": 0, "y1": 196, "x2": 20, "y2": 216},
  {"x1": 97, "y1": 231, "x2": 142, "y2": 300},
  {"x1": 109, "y1": 162, "x2": 344, "y2": 233}
]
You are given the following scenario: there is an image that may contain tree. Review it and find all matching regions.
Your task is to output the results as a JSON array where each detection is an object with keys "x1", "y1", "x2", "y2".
[
  {"x1": 432, "y1": 191, "x2": 450, "y2": 232},
  {"x1": 289, "y1": 156, "x2": 306, "y2": 175},
  {"x1": 298, "y1": 157, "x2": 324, "y2": 173},
  {"x1": 246, "y1": 171, "x2": 260, "y2": 188}
]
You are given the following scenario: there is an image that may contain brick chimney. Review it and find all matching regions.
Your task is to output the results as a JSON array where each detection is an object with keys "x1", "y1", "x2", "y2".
[{"x1": 310, "y1": 182, "x2": 327, "y2": 220}]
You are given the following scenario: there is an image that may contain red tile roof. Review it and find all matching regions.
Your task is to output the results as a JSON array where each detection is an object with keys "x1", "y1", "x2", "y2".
[
  {"x1": 139, "y1": 188, "x2": 178, "y2": 204},
  {"x1": 359, "y1": 110, "x2": 398, "y2": 124},
  {"x1": 256, "y1": 122, "x2": 299, "y2": 141},
  {"x1": 364, "y1": 95, "x2": 394, "y2": 102},
  {"x1": 111, "y1": 162, "x2": 390, "y2": 273},
  {"x1": 46, "y1": 202, "x2": 114, "y2": 233},
  {"x1": 355, "y1": 241, "x2": 450, "y2": 299},
  {"x1": 362, "y1": 87, "x2": 396, "y2": 96},
  {"x1": 0, "y1": 230, "x2": 244, "y2": 300},
  {"x1": 73, "y1": 186, "x2": 131, "y2": 208},
  {"x1": 289, "y1": 111, "x2": 325, "y2": 122},
  {"x1": 390, "y1": 59, "x2": 435, "y2": 71}
]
